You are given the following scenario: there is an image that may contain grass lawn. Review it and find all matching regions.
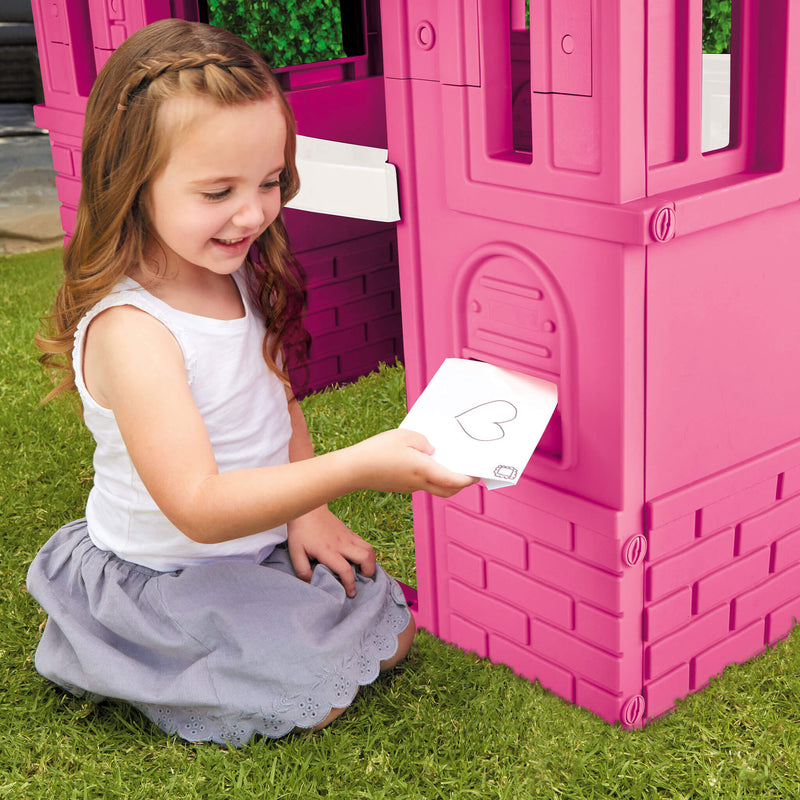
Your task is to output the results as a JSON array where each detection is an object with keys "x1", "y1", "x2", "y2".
[{"x1": 2, "y1": 248, "x2": 800, "y2": 799}]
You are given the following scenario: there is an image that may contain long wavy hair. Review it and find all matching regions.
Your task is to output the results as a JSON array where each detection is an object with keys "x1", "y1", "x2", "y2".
[{"x1": 36, "y1": 18, "x2": 308, "y2": 400}]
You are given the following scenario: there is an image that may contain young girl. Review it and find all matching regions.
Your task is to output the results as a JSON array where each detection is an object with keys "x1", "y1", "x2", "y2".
[{"x1": 27, "y1": 18, "x2": 475, "y2": 747}]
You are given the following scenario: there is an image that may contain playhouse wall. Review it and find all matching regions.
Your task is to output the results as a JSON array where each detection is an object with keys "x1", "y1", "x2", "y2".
[
  {"x1": 641, "y1": 201, "x2": 800, "y2": 719},
  {"x1": 388, "y1": 72, "x2": 800, "y2": 724},
  {"x1": 645, "y1": 204, "x2": 800, "y2": 499},
  {"x1": 283, "y1": 208, "x2": 402, "y2": 395},
  {"x1": 381, "y1": 0, "x2": 647, "y2": 205},
  {"x1": 386, "y1": 78, "x2": 646, "y2": 512},
  {"x1": 642, "y1": 434, "x2": 800, "y2": 721}
]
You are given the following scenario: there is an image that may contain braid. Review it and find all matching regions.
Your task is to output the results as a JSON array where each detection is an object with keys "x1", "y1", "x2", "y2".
[{"x1": 117, "y1": 52, "x2": 258, "y2": 110}]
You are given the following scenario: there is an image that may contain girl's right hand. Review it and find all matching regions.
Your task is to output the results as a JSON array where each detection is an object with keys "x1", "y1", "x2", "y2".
[{"x1": 345, "y1": 429, "x2": 478, "y2": 497}]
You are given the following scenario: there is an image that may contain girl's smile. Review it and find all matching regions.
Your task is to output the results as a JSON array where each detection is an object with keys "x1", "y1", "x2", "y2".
[{"x1": 212, "y1": 235, "x2": 255, "y2": 256}]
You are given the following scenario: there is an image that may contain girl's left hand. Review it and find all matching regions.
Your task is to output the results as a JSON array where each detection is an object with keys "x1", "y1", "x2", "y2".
[{"x1": 287, "y1": 506, "x2": 376, "y2": 598}]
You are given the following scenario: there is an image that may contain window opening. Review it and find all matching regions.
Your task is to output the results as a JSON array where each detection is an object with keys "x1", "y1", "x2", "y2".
[
  {"x1": 204, "y1": 0, "x2": 364, "y2": 69},
  {"x1": 510, "y1": 0, "x2": 533, "y2": 157},
  {"x1": 701, "y1": 0, "x2": 734, "y2": 153}
]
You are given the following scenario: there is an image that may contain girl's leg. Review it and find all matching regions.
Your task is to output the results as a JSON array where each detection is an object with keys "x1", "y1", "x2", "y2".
[
  {"x1": 309, "y1": 701, "x2": 353, "y2": 731},
  {"x1": 380, "y1": 613, "x2": 416, "y2": 672},
  {"x1": 300, "y1": 610, "x2": 416, "y2": 733}
]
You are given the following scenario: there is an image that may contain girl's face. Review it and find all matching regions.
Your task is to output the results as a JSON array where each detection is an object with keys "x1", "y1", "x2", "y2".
[{"x1": 145, "y1": 94, "x2": 287, "y2": 281}]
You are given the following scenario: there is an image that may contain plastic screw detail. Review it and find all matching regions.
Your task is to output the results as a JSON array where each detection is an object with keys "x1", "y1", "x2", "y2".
[
  {"x1": 622, "y1": 534, "x2": 648, "y2": 567},
  {"x1": 620, "y1": 695, "x2": 646, "y2": 727},
  {"x1": 651, "y1": 206, "x2": 677, "y2": 242},
  {"x1": 415, "y1": 21, "x2": 436, "y2": 51}
]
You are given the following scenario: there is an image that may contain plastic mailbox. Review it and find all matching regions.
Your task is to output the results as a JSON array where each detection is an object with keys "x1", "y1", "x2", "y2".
[
  {"x1": 381, "y1": 0, "x2": 800, "y2": 727},
  {"x1": 29, "y1": 0, "x2": 403, "y2": 396}
]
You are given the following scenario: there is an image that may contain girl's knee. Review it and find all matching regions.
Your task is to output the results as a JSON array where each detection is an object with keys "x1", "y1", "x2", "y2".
[
  {"x1": 310, "y1": 701, "x2": 351, "y2": 732},
  {"x1": 292, "y1": 613, "x2": 416, "y2": 735},
  {"x1": 380, "y1": 613, "x2": 416, "y2": 672},
  {"x1": 292, "y1": 695, "x2": 355, "y2": 734}
]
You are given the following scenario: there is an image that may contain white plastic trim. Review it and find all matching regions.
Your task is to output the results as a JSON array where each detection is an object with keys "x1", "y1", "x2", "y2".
[{"x1": 286, "y1": 136, "x2": 401, "y2": 222}]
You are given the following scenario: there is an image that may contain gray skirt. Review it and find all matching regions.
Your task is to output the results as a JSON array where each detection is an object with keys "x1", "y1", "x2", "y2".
[{"x1": 26, "y1": 519, "x2": 411, "y2": 746}]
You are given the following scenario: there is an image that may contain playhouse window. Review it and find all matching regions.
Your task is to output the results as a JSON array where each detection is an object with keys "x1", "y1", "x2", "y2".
[
  {"x1": 511, "y1": 0, "x2": 530, "y2": 32},
  {"x1": 203, "y1": 0, "x2": 365, "y2": 68},
  {"x1": 510, "y1": 1, "x2": 533, "y2": 159},
  {"x1": 701, "y1": 0, "x2": 736, "y2": 154}
]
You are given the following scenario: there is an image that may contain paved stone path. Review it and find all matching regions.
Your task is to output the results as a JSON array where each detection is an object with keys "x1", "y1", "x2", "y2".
[{"x1": 0, "y1": 103, "x2": 63, "y2": 255}]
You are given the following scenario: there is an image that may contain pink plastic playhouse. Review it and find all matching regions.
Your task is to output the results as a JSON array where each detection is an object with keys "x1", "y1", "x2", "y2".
[{"x1": 31, "y1": 0, "x2": 800, "y2": 728}]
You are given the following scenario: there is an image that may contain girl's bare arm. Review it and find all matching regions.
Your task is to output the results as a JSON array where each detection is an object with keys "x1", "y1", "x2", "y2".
[
  {"x1": 83, "y1": 305, "x2": 475, "y2": 546},
  {"x1": 282, "y1": 390, "x2": 378, "y2": 596}
]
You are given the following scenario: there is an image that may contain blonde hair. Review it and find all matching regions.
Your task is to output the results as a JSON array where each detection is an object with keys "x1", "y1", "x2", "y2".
[{"x1": 37, "y1": 18, "x2": 307, "y2": 400}]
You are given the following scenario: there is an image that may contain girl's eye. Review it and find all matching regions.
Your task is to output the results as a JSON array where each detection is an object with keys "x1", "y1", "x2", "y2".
[
  {"x1": 202, "y1": 188, "x2": 231, "y2": 201},
  {"x1": 261, "y1": 180, "x2": 281, "y2": 191}
]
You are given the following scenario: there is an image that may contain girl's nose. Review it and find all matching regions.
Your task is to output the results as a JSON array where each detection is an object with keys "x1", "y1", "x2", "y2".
[{"x1": 232, "y1": 197, "x2": 265, "y2": 230}]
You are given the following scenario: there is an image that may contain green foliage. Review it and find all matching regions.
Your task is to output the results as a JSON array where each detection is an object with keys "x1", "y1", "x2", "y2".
[
  {"x1": 207, "y1": 0, "x2": 347, "y2": 68},
  {"x1": 703, "y1": 0, "x2": 732, "y2": 54}
]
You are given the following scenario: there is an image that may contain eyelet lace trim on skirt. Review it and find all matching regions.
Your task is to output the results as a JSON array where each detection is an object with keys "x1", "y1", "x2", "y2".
[{"x1": 132, "y1": 580, "x2": 410, "y2": 745}]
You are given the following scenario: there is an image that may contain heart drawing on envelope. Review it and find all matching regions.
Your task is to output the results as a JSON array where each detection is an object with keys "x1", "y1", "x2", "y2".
[{"x1": 455, "y1": 400, "x2": 518, "y2": 442}]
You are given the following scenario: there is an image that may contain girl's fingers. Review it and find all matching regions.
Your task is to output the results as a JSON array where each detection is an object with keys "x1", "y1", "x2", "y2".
[
  {"x1": 348, "y1": 539, "x2": 377, "y2": 578},
  {"x1": 287, "y1": 538, "x2": 313, "y2": 582},
  {"x1": 329, "y1": 553, "x2": 358, "y2": 597},
  {"x1": 427, "y1": 477, "x2": 480, "y2": 498},
  {"x1": 333, "y1": 536, "x2": 376, "y2": 589},
  {"x1": 415, "y1": 456, "x2": 478, "y2": 496}
]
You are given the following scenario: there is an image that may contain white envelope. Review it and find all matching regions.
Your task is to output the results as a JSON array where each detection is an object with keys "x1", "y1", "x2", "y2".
[{"x1": 400, "y1": 359, "x2": 558, "y2": 489}]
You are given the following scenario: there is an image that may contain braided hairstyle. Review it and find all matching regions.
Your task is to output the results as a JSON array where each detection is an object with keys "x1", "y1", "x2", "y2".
[{"x1": 37, "y1": 18, "x2": 307, "y2": 399}]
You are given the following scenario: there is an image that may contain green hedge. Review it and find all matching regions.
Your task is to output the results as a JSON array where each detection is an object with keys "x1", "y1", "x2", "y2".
[
  {"x1": 703, "y1": 0, "x2": 732, "y2": 54},
  {"x1": 208, "y1": 0, "x2": 346, "y2": 68}
]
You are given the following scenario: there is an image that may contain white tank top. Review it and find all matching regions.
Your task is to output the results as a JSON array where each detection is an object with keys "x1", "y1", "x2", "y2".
[{"x1": 73, "y1": 271, "x2": 292, "y2": 571}]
